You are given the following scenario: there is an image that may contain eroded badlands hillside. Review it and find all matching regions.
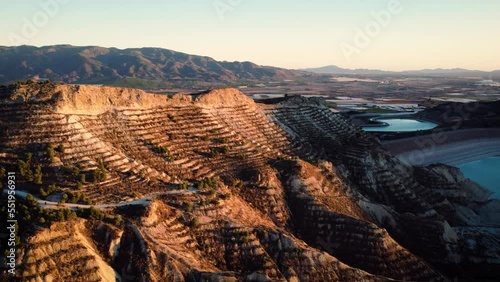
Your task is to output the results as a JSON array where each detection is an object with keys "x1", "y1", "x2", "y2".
[{"x1": 0, "y1": 82, "x2": 498, "y2": 281}]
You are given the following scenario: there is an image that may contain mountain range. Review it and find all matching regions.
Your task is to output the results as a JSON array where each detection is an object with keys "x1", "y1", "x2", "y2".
[
  {"x1": 0, "y1": 45, "x2": 303, "y2": 88},
  {"x1": 303, "y1": 65, "x2": 500, "y2": 77},
  {"x1": 1, "y1": 45, "x2": 498, "y2": 90}
]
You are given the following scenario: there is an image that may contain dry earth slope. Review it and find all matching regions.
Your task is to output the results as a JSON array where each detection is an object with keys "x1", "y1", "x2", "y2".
[{"x1": 0, "y1": 82, "x2": 499, "y2": 281}]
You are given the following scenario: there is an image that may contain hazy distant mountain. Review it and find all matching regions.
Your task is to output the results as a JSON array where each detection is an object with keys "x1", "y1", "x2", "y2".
[
  {"x1": 303, "y1": 65, "x2": 498, "y2": 78},
  {"x1": 400, "y1": 68, "x2": 489, "y2": 77},
  {"x1": 0, "y1": 45, "x2": 303, "y2": 87},
  {"x1": 301, "y1": 65, "x2": 394, "y2": 75}
]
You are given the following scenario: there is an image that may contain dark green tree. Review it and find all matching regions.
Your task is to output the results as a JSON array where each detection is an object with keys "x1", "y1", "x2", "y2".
[
  {"x1": 46, "y1": 144, "x2": 55, "y2": 163},
  {"x1": 33, "y1": 165, "x2": 43, "y2": 185}
]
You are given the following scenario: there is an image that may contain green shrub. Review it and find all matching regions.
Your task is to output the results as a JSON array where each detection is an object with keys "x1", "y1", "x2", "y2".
[
  {"x1": 46, "y1": 144, "x2": 55, "y2": 163},
  {"x1": 26, "y1": 193, "x2": 38, "y2": 207},
  {"x1": 208, "y1": 198, "x2": 220, "y2": 206},
  {"x1": 72, "y1": 192, "x2": 82, "y2": 201},
  {"x1": 189, "y1": 218, "x2": 199, "y2": 228},
  {"x1": 242, "y1": 235, "x2": 250, "y2": 244},
  {"x1": 92, "y1": 168, "x2": 107, "y2": 183},
  {"x1": 230, "y1": 179, "x2": 238, "y2": 186},
  {"x1": 79, "y1": 173, "x2": 86, "y2": 183},
  {"x1": 178, "y1": 182, "x2": 189, "y2": 190},
  {"x1": 220, "y1": 192, "x2": 231, "y2": 200},
  {"x1": 63, "y1": 191, "x2": 91, "y2": 205},
  {"x1": 294, "y1": 247, "x2": 304, "y2": 254},
  {"x1": 89, "y1": 206, "x2": 105, "y2": 220},
  {"x1": 0, "y1": 166, "x2": 6, "y2": 185},
  {"x1": 98, "y1": 159, "x2": 106, "y2": 170},
  {"x1": 33, "y1": 165, "x2": 43, "y2": 185},
  {"x1": 55, "y1": 144, "x2": 65, "y2": 153},
  {"x1": 46, "y1": 184, "x2": 61, "y2": 195},
  {"x1": 195, "y1": 177, "x2": 219, "y2": 190},
  {"x1": 208, "y1": 149, "x2": 218, "y2": 158},
  {"x1": 18, "y1": 153, "x2": 33, "y2": 181},
  {"x1": 151, "y1": 144, "x2": 172, "y2": 159},
  {"x1": 114, "y1": 215, "x2": 122, "y2": 226},
  {"x1": 182, "y1": 201, "x2": 193, "y2": 212},
  {"x1": 39, "y1": 187, "x2": 47, "y2": 198},
  {"x1": 199, "y1": 199, "x2": 206, "y2": 207},
  {"x1": 39, "y1": 208, "x2": 76, "y2": 223}
]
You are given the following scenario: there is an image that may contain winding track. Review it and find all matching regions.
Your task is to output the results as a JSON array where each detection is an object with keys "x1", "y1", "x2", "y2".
[{"x1": 2, "y1": 188, "x2": 197, "y2": 210}]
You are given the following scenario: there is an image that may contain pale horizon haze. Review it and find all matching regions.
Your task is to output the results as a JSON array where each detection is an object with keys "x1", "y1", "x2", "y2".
[{"x1": 1, "y1": 0, "x2": 499, "y2": 71}]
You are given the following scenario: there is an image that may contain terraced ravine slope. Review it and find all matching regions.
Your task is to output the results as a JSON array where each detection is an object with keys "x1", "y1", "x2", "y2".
[{"x1": 0, "y1": 83, "x2": 498, "y2": 281}]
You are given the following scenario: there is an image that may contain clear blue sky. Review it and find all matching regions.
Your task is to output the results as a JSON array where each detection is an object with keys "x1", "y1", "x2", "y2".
[{"x1": 1, "y1": 0, "x2": 499, "y2": 71}]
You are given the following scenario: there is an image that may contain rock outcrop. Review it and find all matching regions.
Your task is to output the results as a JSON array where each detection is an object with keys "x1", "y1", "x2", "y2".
[{"x1": 0, "y1": 83, "x2": 498, "y2": 281}]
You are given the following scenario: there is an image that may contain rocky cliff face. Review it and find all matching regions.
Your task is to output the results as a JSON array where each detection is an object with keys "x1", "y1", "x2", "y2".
[{"x1": 0, "y1": 83, "x2": 498, "y2": 281}]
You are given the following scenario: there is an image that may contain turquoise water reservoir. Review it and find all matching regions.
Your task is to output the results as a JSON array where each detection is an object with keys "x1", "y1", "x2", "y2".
[
  {"x1": 363, "y1": 118, "x2": 438, "y2": 132},
  {"x1": 458, "y1": 156, "x2": 500, "y2": 199}
]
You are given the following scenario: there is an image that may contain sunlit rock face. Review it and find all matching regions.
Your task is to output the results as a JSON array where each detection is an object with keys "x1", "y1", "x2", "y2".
[{"x1": 0, "y1": 83, "x2": 497, "y2": 281}]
